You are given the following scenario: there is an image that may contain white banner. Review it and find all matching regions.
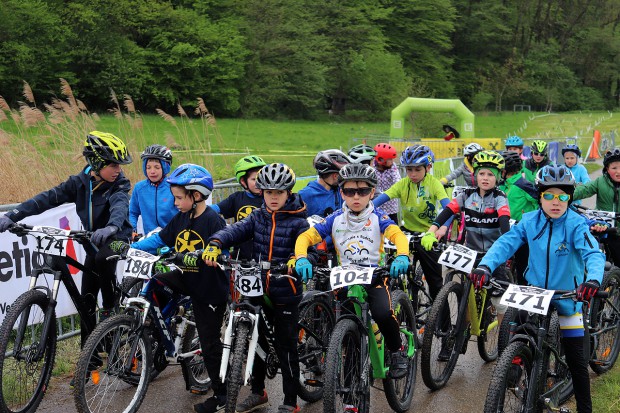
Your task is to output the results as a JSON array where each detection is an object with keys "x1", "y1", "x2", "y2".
[{"x1": 0, "y1": 204, "x2": 86, "y2": 324}]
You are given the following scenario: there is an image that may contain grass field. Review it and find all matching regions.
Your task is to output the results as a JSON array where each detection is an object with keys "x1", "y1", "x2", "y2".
[{"x1": 1, "y1": 100, "x2": 618, "y2": 204}]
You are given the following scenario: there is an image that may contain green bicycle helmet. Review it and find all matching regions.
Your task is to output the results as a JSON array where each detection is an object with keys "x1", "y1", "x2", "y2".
[
  {"x1": 234, "y1": 155, "x2": 267, "y2": 183},
  {"x1": 531, "y1": 140, "x2": 548, "y2": 155},
  {"x1": 83, "y1": 131, "x2": 132, "y2": 173}
]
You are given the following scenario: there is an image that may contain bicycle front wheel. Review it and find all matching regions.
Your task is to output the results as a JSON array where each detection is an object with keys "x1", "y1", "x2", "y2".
[
  {"x1": 484, "y1": 341, "x2": 534, "y2": 413},
  {"x1": 384, "y1": 290, "x2": 417, "y2": 413},
  {"x1": 589, "y1": 266, "x2": 620, "y2": 374},
  {"x1": 0, "y1": 290, "x2": 57, "y2": 413},
  {"x1": 420, "y1": 281, "x2": 463, "y2": 390},
  {"x1": 477, "y1": 297, "x2": 500, "y2": 362},
  {"x1": 323, "y1": 319, "x2": 370, "y2": 413},
  {"x1": 225, "y1": 321, "x2": 251, "y2": 413},
  {"x1": 73, "y1": 314, "x2": 151, "y2": 413},
  {"x1": 297, "y1": 297, "x2": 335, "y2": 402}
]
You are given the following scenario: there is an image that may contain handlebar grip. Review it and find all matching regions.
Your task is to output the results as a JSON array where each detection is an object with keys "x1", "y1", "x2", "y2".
[{"x1": 594, "y1": 290, "x2": 609, "y2": 299}]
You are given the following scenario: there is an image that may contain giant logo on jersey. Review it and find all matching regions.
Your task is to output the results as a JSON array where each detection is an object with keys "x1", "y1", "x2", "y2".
[
  {"x1": 175, "y1": 229, "x2": 205, "y2": 253},
  {"x1": 236, "y1": 205, "x2": 258, "y2": 221}
]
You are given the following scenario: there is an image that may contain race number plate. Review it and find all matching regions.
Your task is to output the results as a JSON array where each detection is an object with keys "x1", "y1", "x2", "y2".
[
  {"x1": 123, "y1": 248, "x2": 159, "y2": 279},
  {"x1": 499, "y1": 284, "x2": 555, "y2": 315},
  {"x1": 583, "y1": 209, "x2": 616, "y2": 228},
  {"x1": 438, "y1": 244, "x2": 477, "y2": 273},
  {"x1": 32, "y1": 226, "x2": 70, "y2": 256},
  {"x1": 234, "y1": 273, "x2": 264, "y2": 297},
  {"x1": 329, "y1": 265, "x2": 374, "y2": 290}
]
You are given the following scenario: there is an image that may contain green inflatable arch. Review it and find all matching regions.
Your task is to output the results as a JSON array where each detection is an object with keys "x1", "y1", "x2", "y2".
[{"x1": 390, "y1": 97, "x2": 475, "y2": 139}]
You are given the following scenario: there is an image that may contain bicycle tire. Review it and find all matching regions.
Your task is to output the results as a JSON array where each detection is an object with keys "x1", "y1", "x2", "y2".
[
  {"x1": 420, "y1": 281, "x2": 463, "y2": 390},
  {"x1": 384, "y1": 290, "x2": 417, "y2": 413},
  {"x1": 73, "y1": 314, "x2": 151, "y2": 413},
  {"x1": 0, "y1": 290, "x2": 57, "y2": 413},
  {"x1": 224, "y1": 321, "x2": 251, "y2": 413},
  {"x1": 410, "y1": 265, "x2": 431, "y2": 330},
  {"x1": 323, "y1": 319, "x2": 370, "y2": 413},
  {"x1": 297, "y1": 298, "x2": 335, "y2": 402},
  {"x1": 483, "y1": 341, "x2": 534, "y2": 413},
  {"x1": 498, "y1": 307, "x2": 519, "y2": 356},
  {"x1": 180, "y1": 317, "x2": 211, "y2": 395},
  {"x1": 119, "y1": 277, "x2": 143, "y2": 300},
  {"x1": 589, "y1": 266, "x2": 620, "y2": 374},
  {"x1": 477, "y1": 298, "x2": 500, "y2": 362},
  {"x1": 540, "y1": 312, "x2": 573, "y2": 408}
]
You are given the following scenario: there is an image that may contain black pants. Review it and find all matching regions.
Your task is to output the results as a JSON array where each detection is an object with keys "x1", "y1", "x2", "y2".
[
  {"x1": 562, "y1": 336, "x2": 591, "y2": 413},
  {"x1": 607, "y1": 233, "x2": 620, "y2": 266},
  {"x1": 250, "y1": 300, "x2": 299, "y2": 407},
  {"x1": 155, "y1": 270, "x2": 228, "y2": 399},
  {"x1": 412, "y1": 240, "x2": 444, "y2": 300},
  {"x1": 513, "y1": 244, "x2": 529, "y2": 285},
  {"x1": 80, "y1": 243, "x2": 118, "y2": 345}
]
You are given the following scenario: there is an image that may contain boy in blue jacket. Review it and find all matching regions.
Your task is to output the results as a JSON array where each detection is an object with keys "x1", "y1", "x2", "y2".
[
  {"x1": 129, "y1": 144, "x2": 177, "y2": 236},
  {"x1": 203, "y1": 163, "x2": 311, "y2": 413},
  {"x1": 562, "y1": 144, "x2": 590, "y2": 206},
  {"x1": 471, "y1": 165, "x2": 605, "y2": 413}
]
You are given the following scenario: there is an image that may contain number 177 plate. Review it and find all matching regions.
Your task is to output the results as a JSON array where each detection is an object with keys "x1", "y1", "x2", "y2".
[
  {"x1": 438, "y1": 244, "x2": 477, "y2": 273},
  {"x1": 499, "y1": 284, "x2": 555, "y2": 315}
]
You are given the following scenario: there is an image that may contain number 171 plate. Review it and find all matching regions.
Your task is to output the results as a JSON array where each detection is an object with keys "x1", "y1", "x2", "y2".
[
  {"x1": 438, "y1": 244, "x2": 477, "y2": 273},
  {"x1": 499, "y1": 284, "x2": 555, "y2": 315}
]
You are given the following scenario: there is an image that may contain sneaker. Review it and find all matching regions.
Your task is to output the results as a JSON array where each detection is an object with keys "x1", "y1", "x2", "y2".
[
  {"x1": 194, "y1": 395, "x2": 226, "y2": 413},
  {"x1": 235, "y1": 391, "x2": 268, "y2": 413},
  {"x1": 99, "y1": 308, "x2": 115, "y2": 322},
  {"x1": 389, "y1": 349, "x2": 409, "y2": 379},
  {"x1": 277, "y1": 405, "x2": 300, "y2": 413},
  {"x1": 343, "y1": 405, "x2": 358, "y2": 412}
]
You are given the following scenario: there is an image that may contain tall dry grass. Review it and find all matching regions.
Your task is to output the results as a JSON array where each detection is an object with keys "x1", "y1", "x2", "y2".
[{"x1": 0, "y1": 79, "x2": 226, "y2": 204}]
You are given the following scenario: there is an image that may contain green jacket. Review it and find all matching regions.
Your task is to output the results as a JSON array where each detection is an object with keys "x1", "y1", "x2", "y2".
[
  {"x1": 500, "y1": 174, "x2": 538, "y2": 221},
  {"x1": 573, "y1": 174, "x2": 620, "y2": 224}
]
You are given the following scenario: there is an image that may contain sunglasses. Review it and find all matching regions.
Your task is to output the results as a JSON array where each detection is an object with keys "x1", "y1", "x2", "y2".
[
  {"x1": 541, "y1": 192, "x2": 570, "y2": 202},
  {"x1": 342, "y1": 187, "x2": 373, "y2": 197},
  {"x1": 532, "y1": 152, "x2": 545, "y2": 156}
]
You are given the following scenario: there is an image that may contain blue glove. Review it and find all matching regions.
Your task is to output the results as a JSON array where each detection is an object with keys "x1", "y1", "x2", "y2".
[
  {"x1": 0, "y1": 215, "x2": 15, "y2": 233},
  {"x1": 295, "y1": 258, "x2": 313, "y2": 282},
  {"x1": 91, "y1": 226, "x2": 118, "y2": 248},
  {"x1": 390, "y1": 255, "x2": 409, "y2": 278}
]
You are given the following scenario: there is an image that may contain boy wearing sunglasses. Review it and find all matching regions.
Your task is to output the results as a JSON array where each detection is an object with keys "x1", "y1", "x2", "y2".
[
  {"x1": 523, "y1": 140, "x2": 551, "y2": 183},
  {"x1": 295, "y1": 163, "x2": 411, "y2": 380},
  {"x1": 471, "y1": 164, "x2": 604, "y2": 413}
]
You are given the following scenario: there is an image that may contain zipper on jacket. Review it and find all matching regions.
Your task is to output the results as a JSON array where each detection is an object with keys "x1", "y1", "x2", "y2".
[{"x1": 155, "y1": 183, "x2": 160, "y2": 227}]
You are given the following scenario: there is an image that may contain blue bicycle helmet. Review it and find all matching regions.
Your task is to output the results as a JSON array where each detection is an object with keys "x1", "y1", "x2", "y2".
[
  {"x1": 535, "y1": 165, "x2": 576, "y2": 197},
  {"x1": 561, "y1": 144, "x2": 581, "y2": 158},
  {"x1": 167, "y1": 163, "x2": 213, "y2": 198},
  {"x1": 400, "y1": 145, "x2": 434, "y2": 166},
  {"x1": 505, "y1": 136, "x2": 524, "y2": 148}
]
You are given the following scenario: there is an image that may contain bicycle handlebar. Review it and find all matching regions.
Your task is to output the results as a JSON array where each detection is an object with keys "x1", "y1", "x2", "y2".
[
  {"x1": 216, "y1": 256, "x2": 293, "y2": 279},
  {"x1": 489, "y1": 278, "x2": 609, "y2": 300}
]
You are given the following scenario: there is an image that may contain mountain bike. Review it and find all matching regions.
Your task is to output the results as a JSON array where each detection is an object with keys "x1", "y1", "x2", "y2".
[
  {"x1": 483, "y1": 280, "x2": 608, "y2": 413},
  {"x1": 217, "y1": 257, "x2": 331, "y2": 413},
  {"x1": 0, "y1": 224, "x2": 120, "y2": 413},
  {"x1": 420, "y1": 243, "x2": 500, "y2": 390},
  {"x1": 323, "y1": 265, "x2": 417, "y2": 413},
  {"x1": 72, "y1": 247, "x2": 208, "y2": 413}
]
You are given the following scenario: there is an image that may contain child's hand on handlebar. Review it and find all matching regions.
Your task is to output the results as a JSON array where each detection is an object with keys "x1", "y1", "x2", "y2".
[{"x1": 202, "y1": 243, "x2": 221, "y2": 266}]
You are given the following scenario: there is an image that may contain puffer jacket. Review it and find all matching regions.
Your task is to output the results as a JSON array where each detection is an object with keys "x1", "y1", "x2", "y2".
[
  {"x1": 210, "y1": 193, "x2": 310, "y2": 304},
  {"x1": 480, "y1": 208, "x2": 605, "y2": 316}
]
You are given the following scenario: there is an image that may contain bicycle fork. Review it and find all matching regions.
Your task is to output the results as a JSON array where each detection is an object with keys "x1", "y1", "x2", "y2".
[{"x1": 220, "y1": 311, "x2": 260, "y2": 385}]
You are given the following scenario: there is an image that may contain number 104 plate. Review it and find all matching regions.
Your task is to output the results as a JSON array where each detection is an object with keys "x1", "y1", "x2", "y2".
[{"x1": 499, "y1": 284, "x2": 555, "y2": 315}]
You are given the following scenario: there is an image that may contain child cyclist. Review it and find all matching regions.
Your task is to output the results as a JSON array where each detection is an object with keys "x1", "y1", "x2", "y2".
[
  {"x1": 0, "y1": 131, "x2": 133, "y2": 344},
  {"x1": 373, "y1": 145, "x2": 451, "y2": 301},
  {"x1": 295, "y1": 163, "x2": 411, "y2": 380},
  {"x1": 523, "y1": 140, "x2": 552, "y2": 183},
  {"x1": 504, "y1": 135, "x2": 527, "y2": 161},
  {"x1": 203, "y1": 163, "x2": 312, "y2": 413},
  {"x1": 573, "y1": 148, "x2": 620, "y2": 265},
  {"x1": 112, "y1": 163, "x2": 230, "y2": 413},
  {"x1": 373, "y1": 143, "x2": 401, "y2": 223},
  {"x1": 129, "y1": 144, "x2": 177, "y2": 236},
  {"x1": 211, "y1": 155, "x2": 266, "y2": 260},
  {"x1": 562, "y1": 144, "x2": 590, "y2": 206},
  {"x1": 298, "y1": 149, "x2": 351, "y2": 217},
  {"x1": 439, "y1": 142, "x2": 484, "y2": 187},
  {"x1": 471, "y1": 165, "x2": 605, "y2": 413}
]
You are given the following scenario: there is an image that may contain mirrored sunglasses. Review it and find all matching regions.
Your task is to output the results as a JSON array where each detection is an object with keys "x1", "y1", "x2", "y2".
[{"x1": 541, "y1": 192, "x2": 570, "y2": 202}]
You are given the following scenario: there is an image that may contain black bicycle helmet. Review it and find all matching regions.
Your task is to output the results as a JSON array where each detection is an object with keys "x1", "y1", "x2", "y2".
[
  {"x1": 83, "y1": 131, "x2": 132, "y2": 173},
  {"x1": 501, "y1": 151, "x2": 523, "y2": 174},
  {"x1": 256, "y1": 163, "x2": 296, "y2": 190},
  {"x1": 339, "y1": 163, "x2": 378, "y2": 188},
  {"x1": 141, "y1": 144, "x2": 173, "y2": 177},
  {"x1": 535, "y1": 165, "x2": 576, "y2": 197},
  {"x1": 561, "y1": 144, "x2": 581, "y2": 158},
  {"x1": 603, "y1": 148, "x2": 620, "y2": 169},
  {"x1": 313, "y1": 149, "x2": 351, "y2": 175}
]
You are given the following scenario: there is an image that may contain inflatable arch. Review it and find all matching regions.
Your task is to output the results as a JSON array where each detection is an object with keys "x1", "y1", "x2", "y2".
[{"x1": 390, "y1": 97, "x2": 476, "y2": 139}]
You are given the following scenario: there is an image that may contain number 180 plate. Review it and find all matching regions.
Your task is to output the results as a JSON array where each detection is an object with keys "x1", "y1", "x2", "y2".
[{"x1": 499, "y1": 284, "x2": 555, "y2": 315}]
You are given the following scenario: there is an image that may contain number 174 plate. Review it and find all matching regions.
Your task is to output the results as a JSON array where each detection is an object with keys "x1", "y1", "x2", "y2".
[{"x1": 499, "y1": 284, "x2": 555, "y2": 315}]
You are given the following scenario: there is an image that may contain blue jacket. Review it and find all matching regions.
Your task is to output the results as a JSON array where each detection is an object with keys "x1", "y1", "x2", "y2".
[
  {"x1": 209, "y1": 193, "x2": 310, "y2": 305},
  {"x1": 479, "y1": 208, "x2": 605, "y2": 315},
  {"x1": 298, "y1": 180, "x2": 343, "y2": 217},
  {"x1": 129, "y1": 179, "x2": 177, "y2": 234}
]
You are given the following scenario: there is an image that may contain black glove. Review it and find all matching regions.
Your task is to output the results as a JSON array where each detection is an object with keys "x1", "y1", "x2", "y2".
[
  {"x1": 576, "y1": 280, "x2": 600, "y2": 302},
  {"x1": 183, "y1": 250, "x2": 202, "y2": 267},
  {"x1": 469, "y1": 266, "x2": 492, "y2": 290},
  {"x1": 109, "y1": 240, "x2": 130, "y2": 255},
  {"x1": 0, "y1": 215, "x2": 15, "y2": 233},
  {"x1": 91, "y1": 226, "x2": 118, "y2": 247}
]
